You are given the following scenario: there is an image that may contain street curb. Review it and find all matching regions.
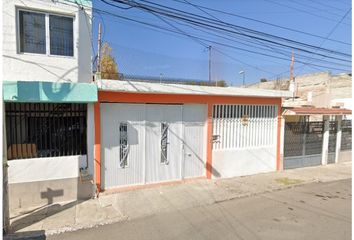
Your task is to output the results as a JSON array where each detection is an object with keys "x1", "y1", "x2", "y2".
[{"x1": 5, "y1": 176, "x2": 351, "y2": 240}]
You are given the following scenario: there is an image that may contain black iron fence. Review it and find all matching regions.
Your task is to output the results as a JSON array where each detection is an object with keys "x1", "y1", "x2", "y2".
[
  {"x1": 341, "y1": 120, "x2": 352, "y2": 151},
  {"x1": 284, "y1": 121, "x2": 324, "y2": 157},
  {"x1": 5, "y1": 103, "x2": 87, "y2": 160},
  {"x1": 328, "y1": 121, "x2": 338, "y2": 153}
]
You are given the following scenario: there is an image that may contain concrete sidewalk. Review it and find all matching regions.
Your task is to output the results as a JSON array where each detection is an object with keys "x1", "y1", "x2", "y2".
[{"x1": 6, "y1": 162, "x2": 352, "y2": 239}]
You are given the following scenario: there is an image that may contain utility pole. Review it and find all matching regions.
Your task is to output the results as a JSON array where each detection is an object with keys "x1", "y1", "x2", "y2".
[
  {"x1": 208, "y1": 46, "x2": 212, "y2": 84},
  {"x1": 290, "y1": 51, "x2": 295, "y2": 101},
  {"x1": 239, "y1": 70, "x2": 245, "y2": 87},
  {"x1": 97, "y1": 23, "x2": 102, "y2": 75}
]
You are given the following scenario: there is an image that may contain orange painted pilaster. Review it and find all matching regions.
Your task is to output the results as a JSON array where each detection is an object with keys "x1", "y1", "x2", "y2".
[
  {"x1": 276, "y1": 99, "x2": 282, "y2": 171},
  {"x1": 206, "y1": 103, "x2": 213, "y2": 179},
  {"x1": 94, "y1": 102, "x2": 101, "y2": 192}
]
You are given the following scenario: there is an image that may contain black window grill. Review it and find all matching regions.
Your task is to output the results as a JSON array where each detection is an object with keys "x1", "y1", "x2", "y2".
[{"x1": 5, "y1": 103, "x2": 87, "y2": 160}]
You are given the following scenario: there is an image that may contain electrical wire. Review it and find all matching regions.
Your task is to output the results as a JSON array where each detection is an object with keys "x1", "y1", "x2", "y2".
[
  {"x1": 170, "y1": 0, "x2": 351, "y2": 46},
  {"x1": 109, "y1": 0, "x2": 351, "y2": 59},
  {"x1": 263, "y1": 0, "x2": 351, "y2": 26},
  {"x1": 178, "y1": 0, "x2": 350, "y2": 70},
  {"x1": 94, "y1": 8, "x2": 350, "y2": 72}
]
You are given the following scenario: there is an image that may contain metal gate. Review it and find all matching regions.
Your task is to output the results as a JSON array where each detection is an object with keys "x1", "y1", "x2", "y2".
[
  {"x1": 100, "y1": 103, "x2": 206, "y2": 189},
  {"x1": 327, "y1": 121, "x2": 337, "y2": 164},
  {"x1": 284, "y1": 121, "x2": 323, "y2": 169},
  {"x1": 341, "y1": 120, "x2": 352, "y2": 151},
  {"x1": 211, "y1": 104, "x2": 278, "y2": 178}
]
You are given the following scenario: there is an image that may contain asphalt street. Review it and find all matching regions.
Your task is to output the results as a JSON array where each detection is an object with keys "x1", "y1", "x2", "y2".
[{"x1": 48, "y1": 179, "x2": 351, "y2": 240}]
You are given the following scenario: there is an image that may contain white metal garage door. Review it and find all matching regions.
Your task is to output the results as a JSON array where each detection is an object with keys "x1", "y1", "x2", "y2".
[{"x1": 100, "y1": 103, "x2": 206, "y2": 189}]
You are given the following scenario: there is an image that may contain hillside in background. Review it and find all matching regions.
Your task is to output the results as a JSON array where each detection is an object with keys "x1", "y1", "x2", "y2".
[{"x1": 247, "y1": 72, "x2": 352, "y2": 108}]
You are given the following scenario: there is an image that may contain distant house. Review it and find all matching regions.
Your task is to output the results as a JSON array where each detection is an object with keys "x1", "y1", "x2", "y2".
[
  {"x1": 248, "y1": 71, "x2": 352, "y2": 111},
  {"x1": 3, "y1": 0, "x2": 96, "y2": 210},
  {"x1": 247, "y1": 72, "x2": 352, "y2": 169}
]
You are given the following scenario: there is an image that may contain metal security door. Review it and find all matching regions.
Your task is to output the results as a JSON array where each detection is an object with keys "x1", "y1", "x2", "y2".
[
  {"x1": 145, "y1": 105, "x2": 183, "y2": 183},
  {"x1": 101, "y1": 103, "x2": 146, "y2": 189}
]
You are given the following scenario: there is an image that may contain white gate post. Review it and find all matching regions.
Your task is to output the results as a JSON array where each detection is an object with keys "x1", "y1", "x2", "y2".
[
  {"x1": 279, "y1": 116, "x2": 285, "y2": 170},
  {"x1": 321, "y1": 115, "x2": 330, "y2": 165},
  {"x1": 335, "y1": 115, "x2": 342, "y2": 163}
]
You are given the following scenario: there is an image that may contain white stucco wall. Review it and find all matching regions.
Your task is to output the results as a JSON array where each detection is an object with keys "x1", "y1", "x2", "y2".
[
  {"x1": 2, "y1": 0, "x2": 92, "y2": 83},
  {"x1": 212, "y1": 146, "x2": 277, "y2": 178},
  {"x1": 8, "y1": 155, "x2": 87, "y2": 184}
]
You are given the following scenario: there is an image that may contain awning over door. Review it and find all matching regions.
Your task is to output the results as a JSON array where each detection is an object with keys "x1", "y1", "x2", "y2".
[{"x1": 3, "y1": 81, "x2": 97, "y2": 103}]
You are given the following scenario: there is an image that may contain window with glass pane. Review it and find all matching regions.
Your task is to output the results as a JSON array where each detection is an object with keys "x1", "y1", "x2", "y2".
[
  {"x1": 19, "y1": 11, "x2": 46, "y2": 54},
  {"x1": 50, "y1": 15, "x2": 73, "y2": 56}
]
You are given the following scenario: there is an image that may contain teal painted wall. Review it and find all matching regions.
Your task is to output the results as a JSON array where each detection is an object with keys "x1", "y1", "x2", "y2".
[{"x1": 3, "y1": 81, "x2": 97, "y2": 103}]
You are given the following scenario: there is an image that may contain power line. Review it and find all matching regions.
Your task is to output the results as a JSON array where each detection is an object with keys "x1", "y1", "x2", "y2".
[
  {"x1": 286, "y1": 0, "x2": 351, "y2": 20},
  {"x1": 94, "y1": 8, "x2": 281, "y2": 74},
  {"x1": 263, "y1": 0, "x2": 351, "y2": 26},
  {"x1": 296, "y1": 8, "x2": 352, "y2": 74},
  {"x1": 178, "y1": 0, "x2": 351, "y2": 70},
  {"x1": 309, "y1": 0, "x2": 350, "y2": 13},
  {"x1": 131, "y1": 0, "x2": 276, "y2": 77},
  {"x1": 170, "y1": 0, "x2": 351, "y2": 46},
  {"x1": 105, "y1": 0, "x2": 351, "y2": 59},
  {"x1": 94, "y1": 8, "x2": 350, "y2": 72}
]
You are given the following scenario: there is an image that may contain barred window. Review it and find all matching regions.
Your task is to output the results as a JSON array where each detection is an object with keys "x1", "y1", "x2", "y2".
[
  {"x1": 19, "y1": 11, "x2": 46, "y2": 54},
  {"x1": 160, "y1": 122, "x2": 169, "y2": 164},
  {"x1": 119, "y1": 122, "x2": 129, "y2": 168},
  {"x1": 5, "y1": 103, "x2": 87, "y2": 160},
  {"x1": 212, "y1": 104, "x2": 278, "y2": 150},
  {"x1": 18, "y1": 10, "x2": 74, "y2": 56},
  {"x1": 50, "y1": 15, "x2": 73, "y2": 56}
]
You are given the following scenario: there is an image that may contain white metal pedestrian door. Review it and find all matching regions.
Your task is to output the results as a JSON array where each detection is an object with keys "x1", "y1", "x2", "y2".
[
  {"x1": 183, "y1": 104, "x2": 206, "y2": 178},
  {"x1": 145, "y1": 105, "x2": 183, "y2": 183}
]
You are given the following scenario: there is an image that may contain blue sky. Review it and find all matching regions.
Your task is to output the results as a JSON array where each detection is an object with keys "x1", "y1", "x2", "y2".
[{"x1": 92, "y1": 0, "x2": 351, "y2": 86}]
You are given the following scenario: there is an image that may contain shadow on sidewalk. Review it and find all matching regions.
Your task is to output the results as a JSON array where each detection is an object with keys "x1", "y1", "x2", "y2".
[
  {"x1": 9, "y1": 200, "x2": 78, "y2": 233},
  {"x1": 4, "y1": 230, "x2": 46, "y2": 240}
]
